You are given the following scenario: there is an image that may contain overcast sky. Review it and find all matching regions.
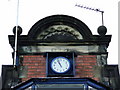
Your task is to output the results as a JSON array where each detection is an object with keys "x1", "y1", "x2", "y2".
[{"x1": 0, "y1": 0, "x2": 119, "y2": 74}]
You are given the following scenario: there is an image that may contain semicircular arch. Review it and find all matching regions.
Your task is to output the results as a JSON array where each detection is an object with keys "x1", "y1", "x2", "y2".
[{"x1": 28, "y1": 15, "x2": 93, "y2": 41}]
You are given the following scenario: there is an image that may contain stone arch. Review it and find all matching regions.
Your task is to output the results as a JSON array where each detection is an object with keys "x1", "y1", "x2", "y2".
[{"x1": 28, "y1": 15, "x2": 93, "y2": 41}]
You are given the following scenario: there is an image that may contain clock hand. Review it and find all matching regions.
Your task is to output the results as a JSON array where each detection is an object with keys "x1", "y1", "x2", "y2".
[{"x1": 57, "y1": 60, "x2": 62, "y2": 68}]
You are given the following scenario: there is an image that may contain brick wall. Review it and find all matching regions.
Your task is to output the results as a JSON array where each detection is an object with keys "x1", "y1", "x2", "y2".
[
  {"x1": 22, "y1": 55, "x2": 99, "y2": 82},
  {"x1": 22, "y1": 55, "x2": 46, "y2": 81},
  {"x1": 75, "y1": 55, "x2": 99, "y2": 81}
]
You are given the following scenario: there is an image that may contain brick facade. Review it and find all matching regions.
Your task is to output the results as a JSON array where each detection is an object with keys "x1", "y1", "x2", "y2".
[
  {"x1": 22, "y1": 55, "x2": 99, "y2": 82},
  {"x1": 22, "y1": 55, "x2": 46, "y2": 81},
  {"x1": 75, "y1": 55, "x2": 99, "y2": 81}
]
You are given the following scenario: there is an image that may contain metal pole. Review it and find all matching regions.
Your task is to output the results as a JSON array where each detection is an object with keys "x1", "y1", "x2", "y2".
[
  {"x1": 14, "y1": 0, "x2": 19, "y2": 68},
  {"x1": 101, "y1": 11, "x2": 104, "y2": 25},
  {"x1": 10, "y1": 0, "x2": 20, "y2": 88}
]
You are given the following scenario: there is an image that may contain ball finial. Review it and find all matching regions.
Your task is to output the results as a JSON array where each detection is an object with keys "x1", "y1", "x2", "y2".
[
  {"x1": 13, "y1": 26, "x2": 22, "y2": 35},
  {"x1": 97, "y1": 25, "x2": 107, "y2": 36}
]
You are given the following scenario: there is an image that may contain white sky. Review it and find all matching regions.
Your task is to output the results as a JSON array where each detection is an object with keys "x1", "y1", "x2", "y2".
[{"x1": 0, "y1": 0, "x2": 119, "y2": 74}]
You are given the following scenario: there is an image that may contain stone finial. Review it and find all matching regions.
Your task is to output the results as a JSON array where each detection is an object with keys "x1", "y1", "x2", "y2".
[
  {"x1": 97, "y1": 26, "x2": 107, "y2": 36},
  {"x1": 13, "y1": 26, "x2": 22, "y2": 35}
]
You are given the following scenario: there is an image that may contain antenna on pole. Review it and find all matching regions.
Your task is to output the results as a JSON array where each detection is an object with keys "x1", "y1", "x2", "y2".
[
  {"x1": 75, "y1": 4, "x2": 104, "y2": 25},
  {"x1": 75, "y1": 4, "x2": 107, "y2": 36}
]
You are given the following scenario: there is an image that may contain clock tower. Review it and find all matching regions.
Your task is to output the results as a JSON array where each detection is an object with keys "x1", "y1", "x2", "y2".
[{"x1": 7, "y1": 15, "x2": 114, "y2": 89}]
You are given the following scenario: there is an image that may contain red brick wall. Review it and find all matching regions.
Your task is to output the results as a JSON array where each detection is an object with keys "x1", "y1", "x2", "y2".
[
  {"x1": 22, "y1": 55, "x2": 99, "y2": 82},
  {"x1": 75, "y1": 55, "x2": 99, "y2": 81},
  {"x1": 22, "y1": 55, "x2": 46, "y2": 81}
]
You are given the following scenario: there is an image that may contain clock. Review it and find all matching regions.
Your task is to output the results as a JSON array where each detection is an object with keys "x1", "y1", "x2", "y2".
[
  {"x1": 47, "y1": 52, "x2": 75, "y2": 77},
  {"x1": 51, "y1": 57, "x2": 70, "y2": 73}
]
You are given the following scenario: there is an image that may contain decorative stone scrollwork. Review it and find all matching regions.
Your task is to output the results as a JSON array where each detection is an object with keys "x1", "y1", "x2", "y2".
[{"x1": 37, "y1": 25, "x2": 83, "y2": 41}]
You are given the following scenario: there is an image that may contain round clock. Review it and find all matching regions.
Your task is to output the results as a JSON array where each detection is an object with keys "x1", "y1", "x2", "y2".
[{"x1": 51, "y1": 56, "x2": 70, "y2": 73}]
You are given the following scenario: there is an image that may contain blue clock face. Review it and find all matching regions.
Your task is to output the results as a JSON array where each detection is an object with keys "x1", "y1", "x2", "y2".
[{"x1": 51, "y1": 57, "x2": 70, "y2": 73}]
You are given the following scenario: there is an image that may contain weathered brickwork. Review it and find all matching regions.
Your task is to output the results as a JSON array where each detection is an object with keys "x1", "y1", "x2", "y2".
[
  {"x1": 22, "y1": 55, "x2": 46, "y2": 81},
  {"x1": 75, "y1": 55, "x2": 99, "y2": 81},
  {"x1": 22, "y1": 55, "x2": 99, "y2": 82}
]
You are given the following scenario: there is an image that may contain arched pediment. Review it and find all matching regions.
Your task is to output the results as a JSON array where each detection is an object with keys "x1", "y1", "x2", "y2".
[
  {"x1": 8, "y1": 14, "x2": 112, "y2": 51},
  {"x1": 28, "y1": 15, "x2": 93, "y2": 41}
]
